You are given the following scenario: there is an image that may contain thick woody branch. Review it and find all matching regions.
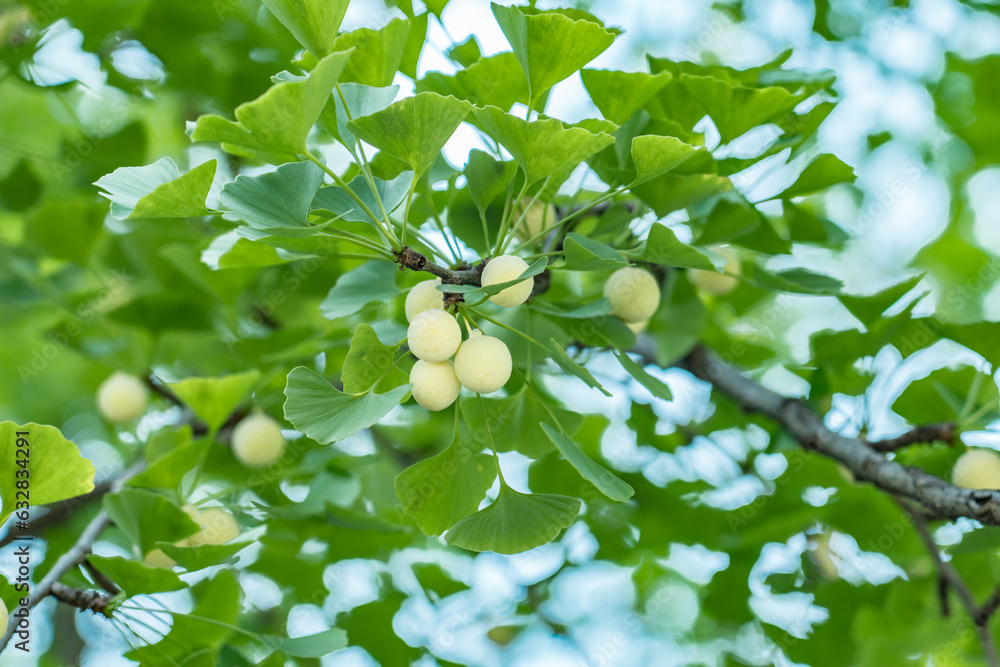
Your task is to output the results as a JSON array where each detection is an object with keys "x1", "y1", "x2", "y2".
[
  {"x1": 681, "y1": 344, "x2": 1000, "y2": 524},
  {"x1": 869, "y1": 422, "x2": 956, "y2": 452}
]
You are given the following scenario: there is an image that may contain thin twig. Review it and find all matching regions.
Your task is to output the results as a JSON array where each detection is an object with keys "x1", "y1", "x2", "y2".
[
  {"x1": 49, "y1": 582, "x2": 114, "y2": 616},
  {"x1": 897, "y1": 498, "x2": 999, "y2": 667},
  {"x1": 869, "y1": 423, "x2": 956, "y2": 452}
]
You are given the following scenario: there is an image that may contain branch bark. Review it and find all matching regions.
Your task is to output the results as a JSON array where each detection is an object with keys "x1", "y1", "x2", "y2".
[
  {"x1": 394, "y1": 246, "x2": 483, "y2": 285},
  {"x1": 682, "y1": 344, "x2": 1000, "y2": 525},
  {"x1": 49, "y1": 582, "x2": 114, "y2": 616}
]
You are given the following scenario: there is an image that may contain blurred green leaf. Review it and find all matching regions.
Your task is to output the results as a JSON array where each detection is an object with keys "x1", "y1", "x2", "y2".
[{"x1": 262, "y1": 0, "x2": 349, "y2": 57}]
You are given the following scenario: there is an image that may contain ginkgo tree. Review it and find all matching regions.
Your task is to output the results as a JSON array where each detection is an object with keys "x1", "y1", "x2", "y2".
[{"x1": 5, "y1": 0, "x2": 1000, "y2": 664}]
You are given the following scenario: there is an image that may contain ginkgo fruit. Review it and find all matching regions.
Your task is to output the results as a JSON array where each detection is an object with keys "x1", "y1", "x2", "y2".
[
  {"x1": 481, "y1": 255, "x2": 534, "y2": 308},
  {"x1": 454, "y1": 332, "x2": 512, "y2": 394},
  {"x1": 515, "y1": 198, "x2": 557, "y2": 241},
  {"x1": 407, "y1": 309, "x2": 462, "y2": 362},
  {"x1": 689, "y1": 245, "x2": 741, "y2": 295},
  {"x1": 0, "y1": 599, "x2": 7, "y2": 637},
  {"x1": 231, "y1": 413, "x2": 286, "y2": 468},
  {"x1": 405, "y1": 278, "x2": 444, "y2": 322},
  {"x1": 184, "y1": 505, "x2": 241, "y2": 546},
  {"x1": 604, "y1": 266, "x2": 661, "y2": 323},
  {"x1": 410, "y1": 360, "x2": 462, "y2": 411},
  {"x1": 97, "y1": 371, "x2": 149, "y2": 423},
  {"x1": 952, "y1": 449, "x2": 1000, "y2": 489}
]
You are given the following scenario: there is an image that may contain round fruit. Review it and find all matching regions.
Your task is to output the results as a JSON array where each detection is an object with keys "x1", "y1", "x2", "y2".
[
  {"x1": 689, "y1": 245, "x2": 741, "y2": 295},
  {"x1": 97, "y1": 371, "x2": 149, "y2": 423},
  {"x1": 454, "y1": 333, "x2": 512, "y2": 394},
  {"x1": 186, "y1": 507, "x2": 241, "y2": 546},
  {"x1": 407, "y1": 309, "x2": 462, "y2": 362},
  {"x1": 0, "y1": 599, "x2": 7, "y2": 637},
  {"x1": 952, "y1": 449, "x2": 1000, "y2": 490},
  {"x1": 143, "y1": 548, "x2": 177, "y2": 569},
  {"x1": 515, "y1": 198, "x2": 557, "y2": 241},
  {"x1": 604, "y1": 267, "x2": 661, "y2": 323},
  {"x1": 231, "y1": 413, "x2": 286, "y2": 468},
  {"x1": 482, "y1": 255, "x2": 534, "y2": 308},
  {"x1": 410, "y1": 360, "x2": 462, "y2": 411},
  {"x1": 405, "y1": 278, "x2": 444, "y2": 322}
]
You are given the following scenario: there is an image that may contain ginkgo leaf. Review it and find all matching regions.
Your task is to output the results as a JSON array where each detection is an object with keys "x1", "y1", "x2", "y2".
[
  {"x1": 629, "y1": 224, "x2": 724, "y2": 270},
  {"x1": 0, "y1": 422, "x2": 96, "y2": 526},
  {"x1": 261, "y1": 0, "x2": 350, "y2": 58},
  {"x1": 464, "y1": 149, "x2": 518, "y2": 218},
  {"x1": 540, "y1": 423, "x2": 633, "y2": 501},
  {"x1": 219, "y1": 161, "x2": 326, "y2": 236},
  {"x1": 445, "y1": 482, "x2": 580, "y2": 554},
  {"x1": 630, "y1": 135, "x2": 698, "y2": 186},
  {"x1": 312, "y1": 171, "x2": 413, "y2": 225},
  {"x1": 473, "y1": 105, "x2": 614, "y2": 184},
  {"x1": 95, "y1": 158, "x2": 216, "y2": 220},
  {"x1": 284, "y1": 366, "x2": 411, "y2": 444},
  {"x1": 492, "y1": 3, "x2": 617, "y2": 107},
  {"x1": 395, "y1": 437, "x2": 496, "y2": 535},
  {"x1": 167, "y1": 370, "x2": 260, "y2": 433},
  {"x1": 190, "y1": 50, "x2": 353, "y2": 159},
  {"x1": 347, "y1": 93, "x2": 472, "y2": 177},
  {"x1": 580, "y1": 69, "x2": 672, "y2": 125}
]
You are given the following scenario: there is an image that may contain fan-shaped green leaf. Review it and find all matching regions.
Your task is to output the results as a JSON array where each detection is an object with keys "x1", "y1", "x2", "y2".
[
  {"x1": 580, "y1": 69, "x2": 672, "y2": 125},
  {"x1": 0, "y1": 422, "x2": 96, "y2": 526},
  {"x1": 473, "y1": 105, "x2": 614, "y2": 184},
  {"x1": 95, "y1": 158, "x2": 216, "y2": 220},
  {"x1": 395, "y1": 437, "x2": 496, "y2": 535},
  {"x1": 190, "y1": 50, "x2": 353, "y2": 159},
  {"x1": 262, "y1": 0, "x2": 350, "y2": 58},
  {"x1": 492, "y1": 3, "x2": 617, "y2": 107},
  {"x1": 219, "y1": 161, "x2": 326, "y2": 236},
  {"x1": 284, "y1": 367, "x2": 411, "y2": 444},
  {"x1": 166, "y1": 370, "x2": 260, "y2": 433},
  {"x1": 347, "y1": 92, "x2": 472, "y2": 177},
  {"x1": 312, "y1": 171, "x2": 413, "y2": 225},
  {"x1": 445, "y1": 483, "x2": 580, "y2": 554}
]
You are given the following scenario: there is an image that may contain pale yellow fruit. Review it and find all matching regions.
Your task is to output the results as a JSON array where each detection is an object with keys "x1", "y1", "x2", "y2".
[
  {"x1": 0, "y1": 599, "x2": 7, "y2": 637},
  {"x1": 689, "y1": 245, "x2": 741, "y2": 295},
  {"x1": 515, "y1": 198, "x2": 557, "y2": 241},
  {"x1": 952, "y1": 449, "x2": 1000, "y2": 489},
  {"x1": 186, "y1": 507, "x2": 241, "y2": 546},
  {"x1": 143, "y1": 548, "x2": 177, "y2": 569},
  {"x1": 407, "y1": 309, "x2": 462, "y2": 362},
  {"x1": 454, "y1": 334, "x2": 512, "y2": 394},
  {"x1": 626, "y1": 319, "x2": 649, "y2": 335},
  {"x1": 410, "y1": 360, "x2": 462, "y2": 411},
  {"x1": 405, "y1": 278, "x2": 445, "y2": 322},
  {"x1": 231, "y1": 413, "x2": 286, "y2": 468},
  {"x1": 97, "y1": 371, "x2": 149, "y2": 423},
  {"x1": 604, "y1": 267, "x2": 661, "y2": 323},
  {"x1": 482, "y1": 255, "x2": 534, "y2": 308}
]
